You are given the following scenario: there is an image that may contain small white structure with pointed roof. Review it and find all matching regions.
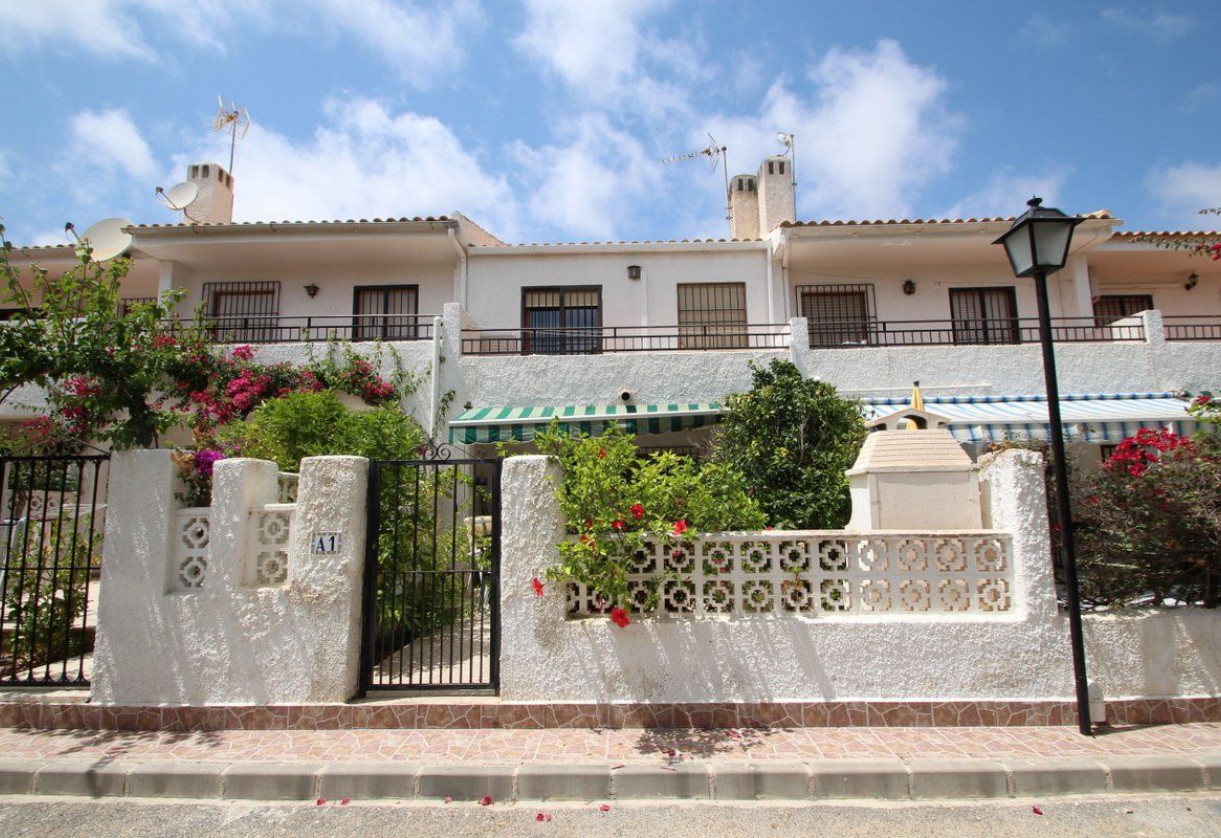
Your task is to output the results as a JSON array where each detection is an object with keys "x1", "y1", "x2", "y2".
[{"x1": 845, "y1": 385, "x2": 983, "y2": 530}]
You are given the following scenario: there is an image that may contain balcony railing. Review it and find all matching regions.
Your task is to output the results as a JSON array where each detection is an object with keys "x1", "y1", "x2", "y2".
[
  {"x1": 1163, "y1": 316, "x2": 1221, "y2": 341},
  {"x1": 164, "y1": 314, "x2": 436, "y2": 344},
  {"x1": 805, "y1": 317, "x2": 1144, "y2": 349},
  {"x1": 461, "y1": 323, "x2": 791, "y2": 356}
]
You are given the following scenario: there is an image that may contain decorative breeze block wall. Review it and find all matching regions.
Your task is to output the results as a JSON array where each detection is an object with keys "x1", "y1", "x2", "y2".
[{"x1": 566, "y1": 532, "x2": 1013, "y2": 618}]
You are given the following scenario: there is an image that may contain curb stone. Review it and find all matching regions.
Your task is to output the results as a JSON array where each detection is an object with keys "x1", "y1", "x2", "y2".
[{"x1": 0, "y1": 755, "x2": 1215, "y2": 803}]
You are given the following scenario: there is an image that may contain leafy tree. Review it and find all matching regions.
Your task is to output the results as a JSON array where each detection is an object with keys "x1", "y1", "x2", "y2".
[
  {"x1": 0, "y1": 222, "x2": 209, "y2": 449},
  {"x1": 713, "y1": 359, "x2": 867, "y2": 529}
]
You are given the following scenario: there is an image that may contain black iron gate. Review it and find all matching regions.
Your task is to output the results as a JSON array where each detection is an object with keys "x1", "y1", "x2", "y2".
[
  {"x1": 360, "y1": 455, "x2": 501, "y2": 693},
  {"x1": 0, "y1": 454, "x2": 109, "y2": 687}
]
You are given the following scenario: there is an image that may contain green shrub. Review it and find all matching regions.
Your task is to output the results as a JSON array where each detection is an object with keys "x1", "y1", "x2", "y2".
[
  {"x1": 536, "y1": 423, "x2": 765, "y2": 614},
  {"x1": 229, "y1": 391, "x2": 424, "y2": 470},
  {"x1": 712, "y1": 359, "x2": 866, "y2": 528}
]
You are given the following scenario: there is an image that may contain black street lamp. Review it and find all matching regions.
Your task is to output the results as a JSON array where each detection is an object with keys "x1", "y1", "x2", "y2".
[{"x1": 994, "y1": 197, "x2": 1092, "y2": 736}]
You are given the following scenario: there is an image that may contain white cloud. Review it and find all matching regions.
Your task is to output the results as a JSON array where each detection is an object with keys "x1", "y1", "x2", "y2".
[
  {"x1": 1102, "y1": 8, "x2": 1192, "y2": 43},
  {"x1": 0, "y1": 0, "x2": 470, "y2": 82},
  {"x1": 175, "y1": 97, "x2": 521, "y2": 237},
  {"x1": 1019, "y1": 14, "x2": 1072, "y2": 47},
  {"x1": 941, "y1": 168, "x2": 1071, "y2": 221},
  {"x1": 1182, "y1": 82, "x2": 1221, "y2": 113},
  {"x1": 69, "y1": 109, "x2": 157, "y2": 181},
  {"x1": 306, "y1": 0, "x2": 481, "y2": 85},
  {"x1": 1146, "y1": 161, "x2": 1221, "y2": 230},
  {"x1": 515, "y1": 0, "x2": 674, "y2": 102},
  {"x1": 0, "y1": 0, "x2": 253, "y2": 60},
  {"x1": 703, "y1": 40, "x2": 961, "y2": 222},
  {"x1": 509, "y1": 113, "x2": 654, "y2": 240}
]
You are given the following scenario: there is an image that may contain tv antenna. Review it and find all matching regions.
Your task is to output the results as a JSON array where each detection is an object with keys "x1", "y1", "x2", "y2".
[
  {"x1": 663, "y1": 133, "x2": 732, "y2": 227},
  {"x1": 776, "y1": 131, "x2": 797, "y2": 192},
  {"x1": 213, "y1": 96, "x2": 252, "y2": 175},
  {"x1": 154, "y1": 181, "x2": 201, "y2": 223}
]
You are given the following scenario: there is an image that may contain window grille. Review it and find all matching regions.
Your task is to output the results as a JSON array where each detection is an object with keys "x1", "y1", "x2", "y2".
[
  {"x1": 1093, "y1": 294, "x2": 1153, "y2": 327},
  {"x1": 353, "y1": 285, "x2": 419, "y2": 340},
  {"x1": 522, "y1": 286, "x2": 602, "y2": 355},
  {"x1": 796, "y1": 283, "x2": 876, "y2": 347},
  {"x1": 202, "y1": 281, "x2": 280, "y2": 343},
  {"x1": 677, "y1": 282, "x2": 747, "y2": 349},
  {"x1": 949, "y1": 287, "x2": 1019, "y2": 345}
]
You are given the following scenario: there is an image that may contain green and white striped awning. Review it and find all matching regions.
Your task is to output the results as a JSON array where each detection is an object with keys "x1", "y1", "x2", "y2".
[
  {"x1": 448, "y1": 403, "x2": 725, "y2": 444},
  {"x1": 862, "y1": 392, "x2": 1198, "y2": 444}
]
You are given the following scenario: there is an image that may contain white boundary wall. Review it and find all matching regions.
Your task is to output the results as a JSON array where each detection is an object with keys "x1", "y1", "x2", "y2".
[
  {"x1": 500, "y1": 450, "x2": 1221, "y2": 704},
  {"x1": 92, "y1": 450, "x2": 368, "y2": 705}
]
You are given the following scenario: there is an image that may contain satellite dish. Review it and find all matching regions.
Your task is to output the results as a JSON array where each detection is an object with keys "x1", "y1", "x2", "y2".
[
  {"x1": 79, "y1": 217, "x2": 133, "y2": 262},
  {"x1": 157, "y1": 181, "x2": 199, "y2": 211}
]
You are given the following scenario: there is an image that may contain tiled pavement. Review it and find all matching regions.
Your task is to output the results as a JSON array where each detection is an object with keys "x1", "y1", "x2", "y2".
[
  {"x1": 3, "y1": 722, "x2": 1221, "y2": 763},
  {"x1": 0, "y1": 721, "x2": 1219, "y2": 803}
]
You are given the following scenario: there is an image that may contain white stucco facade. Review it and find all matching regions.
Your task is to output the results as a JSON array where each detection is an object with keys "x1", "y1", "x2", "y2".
[
  {"x1": 499, "y1": 451, "x2": 1220, "y2": 705},
  {"x1": 92, "y1": 450, "x2": 368, "y2": 706}
]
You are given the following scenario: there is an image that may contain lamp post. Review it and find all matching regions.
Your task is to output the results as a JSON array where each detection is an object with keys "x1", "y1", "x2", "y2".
[{"x1": 994, "y1": 197, "x2": 1092, "y2": 736}]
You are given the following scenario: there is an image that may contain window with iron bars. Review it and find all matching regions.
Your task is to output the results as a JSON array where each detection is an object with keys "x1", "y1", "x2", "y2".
[
  {"x1": 521, "y1": 286, "x2": 602, "y2": 355},
  {"x1": 203, "y1": 281, "x2": 281, "y2": 343},
  {"x1": 1092, "y1": 294, "x2": 1153, "y2": 327},
  {"x1": 796, "y1": 283, "x2": 876, "y2": 347},
  {"x1": 677, "y1": 282, "x2": 747, "y2": 349},
  {"x1": 353, "y1": 285, "x2": 419, "y2": 341},
  {"x1": 949, "y1": 287, "x2": 1019, "y2": 345}
]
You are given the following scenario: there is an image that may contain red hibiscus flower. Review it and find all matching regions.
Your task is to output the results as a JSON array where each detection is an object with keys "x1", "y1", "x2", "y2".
[
  {"x1": 532, "y1": 577, "x2": 544, "y2": 597},
  {"x1": 611, "y1": 519, "x2": 624, "y2": 531},
  {"x1": 610, "y1": 607, "x2": 630, "y2": 628},
  {"x1": 630, "y1": 503, "x2": 645, "y2": 519},
  {"x1": 672, "y1": 519, "x2": 688, "y2": 535},
  {"x1": 598, "y1": 448, "x2": 607, "y2": 459}
]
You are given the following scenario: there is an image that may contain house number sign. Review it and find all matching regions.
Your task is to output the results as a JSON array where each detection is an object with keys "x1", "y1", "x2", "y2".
[{"x1": 311, "y1": 532, "x2": 343, "y2": 554}]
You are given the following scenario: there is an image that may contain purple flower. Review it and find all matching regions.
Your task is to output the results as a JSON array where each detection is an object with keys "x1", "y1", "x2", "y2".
[{"x1": 193, "y1": 448, "x2": 225, "y2": 476}]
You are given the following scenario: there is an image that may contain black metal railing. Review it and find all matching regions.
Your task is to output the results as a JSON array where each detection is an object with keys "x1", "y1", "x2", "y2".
[
  {"x1": 163, "y1": 314, "x2": 436, "y2": 344},
  {"x1": 461, "y1": 323, "x2": 791, "y2": 356},
  {"x1": 805, "y1": 317, "x2": 1145, "y2": 349},
  {"x1": 1164, "y1": 316, "x2": 1221, "y2": 341},
  {"x1": 1, "y1": 454, "x2": 108, "y2": 687}
]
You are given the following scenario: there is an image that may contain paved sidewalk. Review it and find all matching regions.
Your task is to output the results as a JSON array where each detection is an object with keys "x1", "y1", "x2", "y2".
[{"x1": 0, "y1": 723, "x2": 1218, "y2": 803}]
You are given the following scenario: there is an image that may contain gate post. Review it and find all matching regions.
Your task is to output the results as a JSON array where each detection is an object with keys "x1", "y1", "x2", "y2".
[{"x1": 498, "y1": 455, "x2": 566, "y2": 700}]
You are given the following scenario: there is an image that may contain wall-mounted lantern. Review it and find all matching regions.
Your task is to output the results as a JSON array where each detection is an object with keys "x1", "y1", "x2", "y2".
[
  {"x1": 902, "y1": 279, "x2": 917, "y2": 295},
  {"x1": 304, "y1": 283, "x2": 320, "y2": 298},
  {"x1": 1186, "y1": 272, "x2": 1199, "y2": 291},
  {"x1": 627, "y1": 265, "x2": 642, "y2": 281}
]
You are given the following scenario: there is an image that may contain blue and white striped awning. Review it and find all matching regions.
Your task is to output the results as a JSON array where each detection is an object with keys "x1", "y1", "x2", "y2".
[
  {"x1": 862, "y1": 392, "x2": 1197, "y2": 444},
  {"x1": 448, "y1": 403, "x2": 725, "y2": 444}
]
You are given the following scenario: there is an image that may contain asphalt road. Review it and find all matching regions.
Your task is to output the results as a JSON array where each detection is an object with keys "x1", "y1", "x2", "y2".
[{"x1": 0, "y1": 794, "x2": 1218, "y2": 838}]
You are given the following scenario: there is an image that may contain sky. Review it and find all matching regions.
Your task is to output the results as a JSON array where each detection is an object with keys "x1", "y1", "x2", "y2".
[{"x1": 0, "y1": 1, "x2": 1219, "y2": 247}]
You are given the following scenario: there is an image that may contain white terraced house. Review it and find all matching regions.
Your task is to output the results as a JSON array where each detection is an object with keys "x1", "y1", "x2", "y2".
[{"x1": 4, "y1": 154, "x2": 1220, "y2": 461}]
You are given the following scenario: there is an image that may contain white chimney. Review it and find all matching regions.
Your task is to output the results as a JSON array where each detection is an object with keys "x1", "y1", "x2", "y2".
[
  {"x1": 185, "y1": 162, "x2": 234, "y2": 224},
  {"x1": 757, "y1": 155, "x2": 795, "y2": 234},
  {"x1": 729, "y1": 174, "x2": 760, "y2": 240}
]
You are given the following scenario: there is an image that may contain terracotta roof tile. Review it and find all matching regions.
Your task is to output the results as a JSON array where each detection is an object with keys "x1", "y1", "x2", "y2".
[
  {"x1": 477, "y1": 237, "x2": 759, "y2": 247},
  {"x1": 1112, "y1": 230, "x2": 1221, "y2": 239},
  {"x1": 781, "y1": 210, "x2": 1114, "y2": 228},
  {"x1": 129, "y1": 216, "x2": 451, "y2": 229}
]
